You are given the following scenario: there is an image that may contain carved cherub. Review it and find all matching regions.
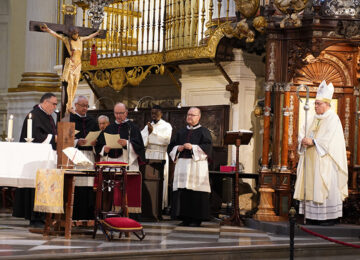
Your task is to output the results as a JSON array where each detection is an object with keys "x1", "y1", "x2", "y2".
[
  {"x1": 253, "y1": 16, "x2": 268, "y2": 33},
  {"x1": 223, "y1": 19, "x2": 255, "y2": 43},
  {"x1": 274, "y1": 0, "x2": 307, "y2": 13}
]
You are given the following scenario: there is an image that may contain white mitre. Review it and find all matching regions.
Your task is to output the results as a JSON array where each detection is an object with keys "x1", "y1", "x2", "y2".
[{"x1": 316, "y1": 80, "x2": 334, "y2": 103}]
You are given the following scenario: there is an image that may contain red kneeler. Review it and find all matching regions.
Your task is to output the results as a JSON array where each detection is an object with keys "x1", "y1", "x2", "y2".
[{"x1": 93, "y1": 161, "x2": 145, "y2": 241}]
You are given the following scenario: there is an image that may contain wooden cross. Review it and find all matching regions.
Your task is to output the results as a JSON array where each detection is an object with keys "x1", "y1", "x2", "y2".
[
  {"x1": 29, "y1": 4, "x2": 106, "y2": 118},
  {"x1": 28, "y1": 5, "x2": 106, "y2": 239}
]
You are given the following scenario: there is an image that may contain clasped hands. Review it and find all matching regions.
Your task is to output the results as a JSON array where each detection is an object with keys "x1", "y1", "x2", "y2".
[
  {"x1": 147, "y1": 122, "x2": 153, "y2": 134},
  {"x1": 178, "y1": 143, "x2": 192, "y2": 152},
  {"x1": 301, "y1": 137, "x2": 314, "y2": 148}
]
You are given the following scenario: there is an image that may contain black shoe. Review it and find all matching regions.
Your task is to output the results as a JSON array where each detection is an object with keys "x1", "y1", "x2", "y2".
[
  {"x1": 305, "y1": 219, "x2": 319, "y2": 225},
  {"x1": 30, "y1": 220, "x2": 44, "y2": 228},
  {"x1": 178, "y1": 221, "x2": 190, "y2": 226},
  {"x1": 319, "y1": 219, "x2": 336, "y2": 226},
  {"x1": 188, "y1": 221, "x2": 201, "y2": 227}
]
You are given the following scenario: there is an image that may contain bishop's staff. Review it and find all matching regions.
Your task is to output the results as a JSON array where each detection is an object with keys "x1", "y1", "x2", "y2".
[{"x1": 296, "y1": 84, "x2": 310, "y2": 225}]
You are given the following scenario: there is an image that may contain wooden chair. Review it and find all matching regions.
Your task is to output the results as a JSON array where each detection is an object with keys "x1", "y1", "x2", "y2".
[{"x1": 93, "y1": 161, "x2": 145, "y2": 241}]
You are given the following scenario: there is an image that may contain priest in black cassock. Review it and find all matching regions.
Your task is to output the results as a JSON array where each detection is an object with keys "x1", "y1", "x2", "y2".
[
  {"x1": 70, "y1": 95, "x2": 99, "y2": 220},
  {"x1": 13, "y1": 92, "x2": 58, "y2": 227},
  {"x1": 168, "y1": 107, "x2": 212, "y2": 227},
  {"x1": 95, "y1": 102, "x2": 145, "y2": 171}
]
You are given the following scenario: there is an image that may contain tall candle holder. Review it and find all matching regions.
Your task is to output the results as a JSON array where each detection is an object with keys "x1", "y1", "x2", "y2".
[
  {"x1": 25, "y1": 138, "x2": 34, "y2": 143},
  {"x1": 5, "y1": 137, "x2": 14, "y2": 142}
]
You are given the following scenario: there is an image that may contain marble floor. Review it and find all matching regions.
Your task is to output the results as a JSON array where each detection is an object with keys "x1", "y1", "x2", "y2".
[{"x1": 1, "y1": 212, "x2": 360, "y2": 260}]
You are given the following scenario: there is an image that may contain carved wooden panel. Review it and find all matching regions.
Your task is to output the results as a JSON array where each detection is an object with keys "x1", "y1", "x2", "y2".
[{"x1": 294, "y1": 61, "x2": 345, "y2": 86}]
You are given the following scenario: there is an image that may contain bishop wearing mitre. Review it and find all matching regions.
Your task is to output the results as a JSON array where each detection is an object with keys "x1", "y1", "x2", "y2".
[{"x1": 294, "y1": 80, "x2": 348, "y2": 225}]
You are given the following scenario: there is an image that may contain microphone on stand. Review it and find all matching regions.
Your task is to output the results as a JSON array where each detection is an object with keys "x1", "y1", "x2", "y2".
[{"x1": 127, "y1": 120, "x2": 131, "y2": 171}]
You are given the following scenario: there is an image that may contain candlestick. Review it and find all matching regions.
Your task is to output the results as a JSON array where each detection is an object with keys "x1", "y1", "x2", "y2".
[
  {"x1": 7, "y1": 115, "x2": 13, "y2": 141},
  {"x1": 27, "y1": 113, "x2": 32, "y2": 140}
]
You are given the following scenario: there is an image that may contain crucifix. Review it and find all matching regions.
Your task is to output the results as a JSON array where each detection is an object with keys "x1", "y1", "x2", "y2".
[
  {"x1": 29, "y1": 4, "x2": 106, "y2": 119},
  {"x1": 28, "y1": 4, "x2": 106, "y2": 239}
]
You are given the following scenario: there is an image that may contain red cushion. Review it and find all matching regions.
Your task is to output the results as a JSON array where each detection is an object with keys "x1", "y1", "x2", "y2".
[
  {"x1": 102, "y1": 217, "x2": 143, "y2": 231},
  {"x1": 96, "y1": 161, "x2": 128, "y2": 167}
]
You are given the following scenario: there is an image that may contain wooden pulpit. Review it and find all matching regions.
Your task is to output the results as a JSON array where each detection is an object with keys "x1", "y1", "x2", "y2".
[{"x1": 223, "y1": 130, "x2": 253, "y2": 226}]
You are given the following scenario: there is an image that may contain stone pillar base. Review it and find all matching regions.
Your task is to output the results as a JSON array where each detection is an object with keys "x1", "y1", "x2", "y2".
[{"x1": 254, "y1": 187, "x2": 285, "y2": 222}]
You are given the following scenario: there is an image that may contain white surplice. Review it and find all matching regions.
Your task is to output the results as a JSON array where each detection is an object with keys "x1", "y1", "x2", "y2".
[{"x1": 169, "y1": 144, "x2": 210, "y2": 193}]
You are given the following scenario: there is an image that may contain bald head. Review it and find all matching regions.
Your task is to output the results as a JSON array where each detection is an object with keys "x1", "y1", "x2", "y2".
[
  {"x1": 186, "y1": 107, "x2": 201, "y2": 126},
  {"x1": 114, "y1": 102, "x2": 128, "y2": 123}
]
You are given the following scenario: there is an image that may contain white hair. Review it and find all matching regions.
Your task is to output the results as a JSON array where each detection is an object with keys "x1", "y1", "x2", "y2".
[
  {"x1": 98, "y1": 115, "x2": 109, "y2": 122},
  {"x1": 73, "y1": 95, "x2": 88, "y2": 105}
]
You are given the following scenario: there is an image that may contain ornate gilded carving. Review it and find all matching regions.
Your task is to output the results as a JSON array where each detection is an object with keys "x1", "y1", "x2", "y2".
[
  {"x1": 253, "y1": 16, "x2": 268, "y2": 33},
  {"x1": 336, "y1": 20, "x2": 360, "y2": 39},
  {"x1": 345, "y1": 97, "x2": 350, "y2": 146},
  {"x1": 274, "y1": 0, "x2": 307, "y2": 28},
  {"x1": 226, "y1": 82, "x2": 239, "y2": 104},
  {"x1": 274, "y1": 0, "x2": 307, "y2": 13},
  {"x1": 110, "y1": 69, "x2": 127, "y2": 91},
  {"x1": 234, "y1": 0, "x2": 260, "y2": 19},
  {"x1": 222, "y1": 20, "x2": 255, "y2": 43},
  {"x1": 279, "y1": 13, "x2": 302, "y2": 28},
  {"x1": 268, "y1": 42, "x2": 276, "y2": 81},
  {"x1": 322, "y1": 0, "x2": 360, "y2": 17},
  {"x1": 294, "y1": 53, "x2": 348, "y2": 86},
  {"x1": 62, "y1": 4, "x2": 77, "y2": 15},
  {"x1": 83, "y1": 24, "x2": 228, "y2": 70},
  {"x1": 287, "y1": 40, "x2": 311, "y2": 81},
  {"x1": 83, "y1": 64, "x2": 165, "y2": 91},
  {"x1": 126, "y1": 65, "x2": 165, "y2": 86},
  {"x1": 288, "y1": 95, "x2": 294, "y2": 145}
]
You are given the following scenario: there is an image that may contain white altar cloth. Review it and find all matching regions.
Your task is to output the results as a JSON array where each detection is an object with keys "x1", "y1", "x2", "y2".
[{"x1": 0, "y1": 142, "x2": 56, "y2": 188}]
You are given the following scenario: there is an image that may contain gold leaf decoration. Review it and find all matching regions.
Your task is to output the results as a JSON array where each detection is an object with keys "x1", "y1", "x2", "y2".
[
  {"x1": 234, "y1": 0, "x2": 260, "y2": 19},
  {"x1": 274, "y1": 0, "x2": 308, "y2": 14}
]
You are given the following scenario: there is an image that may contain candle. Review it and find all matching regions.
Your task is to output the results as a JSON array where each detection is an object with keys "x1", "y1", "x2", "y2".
[
  {"x1": 27, "y1": 113, "x2": 32, "y2": 139},
  {"x1": 7, "y1": 115, "x2": 13, "y2": 140}
]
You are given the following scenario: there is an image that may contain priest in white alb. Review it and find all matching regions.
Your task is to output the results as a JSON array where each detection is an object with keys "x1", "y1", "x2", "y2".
[
  {"x1": 294, "y1": 80, "x2": 348, "y2": 225},
  {"x1": 141, "y1": 105, "x2": 172, "y2": 219}
]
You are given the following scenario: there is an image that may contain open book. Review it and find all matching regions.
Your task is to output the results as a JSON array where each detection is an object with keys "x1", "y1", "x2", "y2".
[{"x1": 62, "y1": 147, "x2": 93, "y2": 167}]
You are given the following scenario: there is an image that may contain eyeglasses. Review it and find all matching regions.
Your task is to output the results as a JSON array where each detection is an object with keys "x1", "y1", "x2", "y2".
[
  {"x1": 114, "y1": 111, "x2": 126, "y2": 115},
  {"x1": 76, "y1": 103, "x2": 89, "y2": 108},
  {"x1": 46, "y1": 100, "x2": 58, "y2": 106},
  {"x1": 314, "y1": 102, "x2": 325, "y2": 106},
  {"x1": 187, "y1": 114, "x2": 199, "y2": 117}
]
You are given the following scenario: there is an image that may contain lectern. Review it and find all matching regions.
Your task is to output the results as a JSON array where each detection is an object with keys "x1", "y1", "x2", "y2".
[{"x1": 223, "y1": 130, "x2": 253, "y2": 226}]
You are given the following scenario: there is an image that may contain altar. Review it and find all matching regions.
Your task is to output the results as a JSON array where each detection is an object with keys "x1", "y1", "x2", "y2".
[{"x1": 0, "y1": 142, "x2": 57, "y2": 188}]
